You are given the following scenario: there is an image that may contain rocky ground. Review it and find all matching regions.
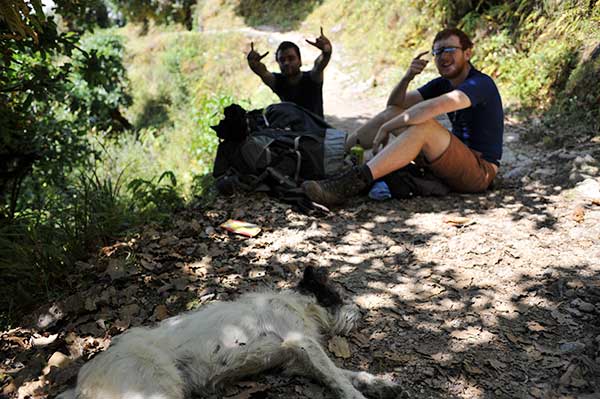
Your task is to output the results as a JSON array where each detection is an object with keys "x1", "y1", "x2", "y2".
[{"x1": 2, "y1": 27, "x2": 600, "y2": 399}]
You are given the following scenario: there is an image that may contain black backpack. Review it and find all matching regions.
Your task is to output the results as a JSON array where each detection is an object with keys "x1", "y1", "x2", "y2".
[{"x1": 212, "y1": 102, "x2": 347, "y2": 211}]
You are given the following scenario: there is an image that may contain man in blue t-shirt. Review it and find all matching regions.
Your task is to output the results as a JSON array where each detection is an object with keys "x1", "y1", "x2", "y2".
[
  {"x1": 246, "y1": 28, "x2": 332, "y2": 118},
  {"x1": 303, "y1": 28, "x2": 504, "y2": 206}
]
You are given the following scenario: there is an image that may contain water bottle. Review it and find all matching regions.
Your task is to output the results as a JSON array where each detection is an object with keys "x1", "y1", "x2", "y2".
[{"x1": 350, "y1": 139, "x2": 364, "y2": 165}]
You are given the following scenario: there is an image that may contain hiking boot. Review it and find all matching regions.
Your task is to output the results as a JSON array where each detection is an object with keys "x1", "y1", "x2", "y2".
[{"x1": 302, "y1": 165, "x2": 373, "y2": 206}]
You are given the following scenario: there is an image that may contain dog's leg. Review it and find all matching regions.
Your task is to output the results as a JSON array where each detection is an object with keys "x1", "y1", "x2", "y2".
[
  {"x1": 340, "y1": 369, "x2": 408, "y2": 399},
  {"x1": 207, "y1": 332, "x2": 289, "y2": 391},
  {"x1": 282, "y1": 334, "x2": 367, "y2": 399}
]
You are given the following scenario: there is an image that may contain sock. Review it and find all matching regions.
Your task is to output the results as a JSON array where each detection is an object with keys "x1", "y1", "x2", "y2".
[{"x1": 359, "y1": 164, "x2": 374, "y2": 185}]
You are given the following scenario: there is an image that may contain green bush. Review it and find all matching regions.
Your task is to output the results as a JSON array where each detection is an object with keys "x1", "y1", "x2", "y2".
[
  {"x1": 69, "y1": 30, "x2": 133, "y2": 135},
  {"x1": 128, "y1": 171, "x2": 185, "y2": 221},
  {"x1": 0, "y1": 169, "x2": 135, "y2": 325}
]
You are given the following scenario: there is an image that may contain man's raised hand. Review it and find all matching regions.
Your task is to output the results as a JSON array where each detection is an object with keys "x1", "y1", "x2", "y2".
[
  {"x1": 405, "y1": 51, "x2": 429, "y2": 79},
  {"x1": 306, "y1": 27, "x2": 332, "y2": 54},
  {"x1": 247, "y1": 42, "x2": 269, "y2": 63}
]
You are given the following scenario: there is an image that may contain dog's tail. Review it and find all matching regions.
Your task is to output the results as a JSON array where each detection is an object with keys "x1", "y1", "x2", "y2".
[{"x1": 56, "y1": 388, "x2": 76, "y2": 399}]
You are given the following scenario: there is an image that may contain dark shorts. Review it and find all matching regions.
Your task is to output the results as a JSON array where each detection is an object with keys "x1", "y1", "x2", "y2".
[{"x1": 424, "y1": 134, "x2": 497, "y2": 193}]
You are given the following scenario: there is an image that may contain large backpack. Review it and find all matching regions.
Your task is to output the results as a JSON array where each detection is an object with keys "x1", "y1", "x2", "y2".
[{"x1": 211, "y1": 102, "x2": 347, "y2": 209}]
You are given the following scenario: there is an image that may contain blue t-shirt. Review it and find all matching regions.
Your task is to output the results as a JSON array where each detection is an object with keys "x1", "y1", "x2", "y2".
[{"x1": 417, "y1": 66, "x2": 504, "y2": 165}]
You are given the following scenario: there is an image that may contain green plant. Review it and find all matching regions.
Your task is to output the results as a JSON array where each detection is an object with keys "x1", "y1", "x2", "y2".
[
  {"x1": 0, "y1": 169, "x2": 135, "y2": 327},
  {"x1": 232, "y1": 0, "x2": 323, "y2": 31},
  {"x1": 127, "y1": 171, "x2": 185, "y2": 221}
]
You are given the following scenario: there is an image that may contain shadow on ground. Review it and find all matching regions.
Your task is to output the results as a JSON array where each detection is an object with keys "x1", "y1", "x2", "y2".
[{"x1": 2, "y1": 114, "x2": 599, "y2": 398}]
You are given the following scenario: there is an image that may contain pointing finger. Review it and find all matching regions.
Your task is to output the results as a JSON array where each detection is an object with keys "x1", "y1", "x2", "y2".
[
  {"x1": 320, "y1": 26, "x2": 324, "y2": 36},
  {"x1": 250, "y1": 42, "x2": 254, "y2": 51},
  {"x1": 415, "y1": 50, "x2": 429, "y2": 59},
  {"x1": 259, "y1": 51, "x2": 269, "y2": 59}
]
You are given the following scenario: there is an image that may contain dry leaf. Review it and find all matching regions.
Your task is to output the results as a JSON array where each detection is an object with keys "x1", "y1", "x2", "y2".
[
  {"x1": 505, "y1": 332, "x2": 520, "y2": 344},
  {"x1": 153, "y1": 305, "x2": 169, "y2": 321},
  {"x1": 527, "y1": 321, "x2": 546, "y2": 332},
  {"x1": 591, "y1": 198, "x2": 600, "y2": 206},
  {"x1": 328, "y1": 335, "x2": 351, "y2": 358},
  {"x1": 443, "y1": 216, "x2": 474, "y2": 226},
  {"x1": 225, "y1": 382, "x2": 269, "y2": 399},
  {"x1": 488, "y1": 358, "x2": 506, "y2": 370},
  {"x1": 571, "y1": 206, "x2": 585, "y2": 223},
  {"x1": 43, "y1": 351, "x2": 71, "y2": 375},
  {"x1": 248, "y1": 269, "x2": 266, "y2": 278},
  {"x1": 463, "y1": 360, "x2": 484, "y2": 375},
  {"x1": 31, "y1": 333, "x2": 58, "y2": 347}
]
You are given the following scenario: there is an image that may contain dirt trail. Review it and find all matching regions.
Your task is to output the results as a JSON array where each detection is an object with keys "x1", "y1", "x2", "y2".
[{"x1": 2, "y1": 26, "x2": 600, "y2": 399}]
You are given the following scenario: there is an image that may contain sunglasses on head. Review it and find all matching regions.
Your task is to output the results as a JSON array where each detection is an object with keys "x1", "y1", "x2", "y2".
[{"x1": 431, "y1": 46, "x2": 463, "y2": 57}]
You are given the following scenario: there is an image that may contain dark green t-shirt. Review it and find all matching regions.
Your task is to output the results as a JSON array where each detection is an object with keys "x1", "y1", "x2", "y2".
[{"x1": 272, "y1": 71, "x2": 324, "y2": 118}]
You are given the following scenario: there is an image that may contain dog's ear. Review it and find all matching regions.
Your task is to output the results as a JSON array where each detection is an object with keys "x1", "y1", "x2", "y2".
[
  {"x1": 303, "y1": 265, "x2": 329, "y2": 284},
  {"x1": 298, "y1": 266, "x2": 342, "y2": 308}
]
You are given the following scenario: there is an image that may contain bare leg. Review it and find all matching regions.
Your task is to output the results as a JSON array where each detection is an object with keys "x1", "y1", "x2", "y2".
[
  {"x1": 367, "y1": 118, "x2": 451, "y2": 180},
  {"x1": 345, "y1": 106, "x2": 404, "y2": 151}
]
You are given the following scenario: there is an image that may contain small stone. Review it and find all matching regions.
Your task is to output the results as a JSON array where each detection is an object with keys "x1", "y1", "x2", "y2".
[
  {"x1": 559, "y1": 341, "x2": 586, "y2": 354},
  {"x1": 578, "y1": 301, "x2": 596, "y2": 313},
  {"x1": 105, "y1": 258, "x2": 127, "y2": 281},
  {"x1": 575, "y1": 178, "x2": 600, "y2": 199},
  {"x1": 565, "y1": 306, "x2": 583, "y2": 317}
]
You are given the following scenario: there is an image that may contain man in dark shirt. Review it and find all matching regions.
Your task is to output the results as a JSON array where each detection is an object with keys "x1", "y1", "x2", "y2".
[
  {"x1": 303, "y1": 28, "x2": 504, "y2": 206},
  {"x1": 246, "y1": 28, "x2": 332, "y2": 118}
]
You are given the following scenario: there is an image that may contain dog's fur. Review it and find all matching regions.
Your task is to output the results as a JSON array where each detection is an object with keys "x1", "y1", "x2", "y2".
[{"x1": 58, "y1": 267, "x2": 405, "y2": 399}]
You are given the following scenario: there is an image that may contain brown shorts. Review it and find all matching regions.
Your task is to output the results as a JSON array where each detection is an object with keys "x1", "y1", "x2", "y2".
[{"x1": 424, "y1": 134, "x2": 497, "y2": 193}]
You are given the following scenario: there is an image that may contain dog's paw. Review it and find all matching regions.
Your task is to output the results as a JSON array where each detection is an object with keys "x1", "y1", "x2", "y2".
[{"x1": 352, "y1": 372, "x2": 408, "y2": 399}]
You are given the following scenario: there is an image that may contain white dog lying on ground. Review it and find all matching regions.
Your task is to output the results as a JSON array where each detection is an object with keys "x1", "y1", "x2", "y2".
[{"x1": 58, "y1": 267, "x2": 406, "y2": 399}]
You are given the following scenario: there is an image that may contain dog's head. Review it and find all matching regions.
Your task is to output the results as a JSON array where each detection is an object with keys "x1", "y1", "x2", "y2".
[
  {"x1": 297, "y1": 266, "x2": 343, "y2": 309},
  {"x1": 297, "y1": 266, "x2": 361, "y2": 336}
]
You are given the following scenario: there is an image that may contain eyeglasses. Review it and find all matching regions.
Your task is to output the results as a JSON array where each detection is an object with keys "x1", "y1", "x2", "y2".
[{"x1": 431, "y1": 46, "x2": 463, "y2": 57}]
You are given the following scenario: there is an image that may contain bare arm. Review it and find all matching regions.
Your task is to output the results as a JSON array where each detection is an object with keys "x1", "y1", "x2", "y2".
[
  {"x1": 247, "y1": 42, "x2": 276, "y2": 88},
  {"x1": 387, "y1": 51, "x2": 429, "y2": 108},
  {"x1": 306, "y1": 27, "x2": 332, "y2": 83},
  {"x1": 373, "y1": 89, "x2": 472, "y2": 153}
]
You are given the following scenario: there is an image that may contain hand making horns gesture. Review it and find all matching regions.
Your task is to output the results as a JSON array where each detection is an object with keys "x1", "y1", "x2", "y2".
[
  {"x1": 405, "y1": 50, "x2": 429, "y2": 79},
  {"x1": 247, "y1": 42, "x2": 269, "y2": 63},
  {"x1": 306, "y1": 27, "x2": 332, "y2": 53}
]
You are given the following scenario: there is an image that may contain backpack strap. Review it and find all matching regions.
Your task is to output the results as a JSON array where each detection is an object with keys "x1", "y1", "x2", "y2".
[{"x1": 293, "y1": 136, "x2": 302, "y2": 182}]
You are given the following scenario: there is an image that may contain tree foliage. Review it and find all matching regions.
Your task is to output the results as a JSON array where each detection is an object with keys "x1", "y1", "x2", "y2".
[
  {"x1": 0, "y1": 1, "x2": 131, "y2": 219},
  {"x1": 113, "y1": 0, "x2": 195, "y2": 30}
]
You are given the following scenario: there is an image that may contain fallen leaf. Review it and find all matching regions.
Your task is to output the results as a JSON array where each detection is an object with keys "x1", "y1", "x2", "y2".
[
  {"x1": 505, "y1": 332, "x2": 520, "y2": 345},
  {"x1": 153, "y1": 305, "x2": 169, "y2": 321},
  {"x1": 527, "y1": 321, "x2": 546, "y2": 332},
  {"x1": 105, "y1": 258, "x2": 127, "y2": 281},
  {"x1": 328, "y1": 335, "x2": 351, "y2": 358},
  {"x1": 225, "y1": 382, "x2": 269, "y2": 399},
  {"x1": 17, "y1": 379, "x2": 47, "y2": 399},
  {"x1": 463, "y1": 360, "x2": 484, "y2": 375},
  {"x1": 31, "y1": 333, "x2": 58, "y2": 347},
  {"x1": 488, "y1": 358, "x2": 506, "y2": 370},
  {"x1": 571, "y1": 205, "x2": 585, "y2": 223},
  {"x1": 443, "y1": 216, "x2": 474, "y2": 226},
  {"x1": 43, "y1": 352, "x2": 71, "y2": 375},
  {"x1": 248, "y1": 269, "x2": 265, "y2": 278}
]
